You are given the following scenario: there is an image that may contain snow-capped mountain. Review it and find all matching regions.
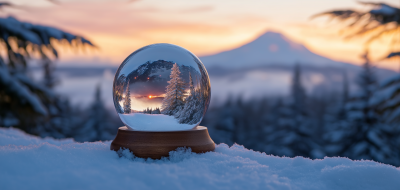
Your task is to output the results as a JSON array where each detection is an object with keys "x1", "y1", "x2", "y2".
[
  {"x1": 200, "y1": 31, "x2": 352, "y2": 69},
  {"x1": 126, "y1": 60, "x2": 199, "y2": 83}
]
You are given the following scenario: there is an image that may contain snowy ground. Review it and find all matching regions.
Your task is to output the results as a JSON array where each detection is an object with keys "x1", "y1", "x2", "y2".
[
  {"x1": 119, "y1": 113, "x2": 196, "y2": 131},
  {"x1": 1, "y1": 127, "x2": 399, "y2": 190}
]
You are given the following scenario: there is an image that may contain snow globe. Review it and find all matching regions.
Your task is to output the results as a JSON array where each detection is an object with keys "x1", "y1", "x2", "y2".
[{"x1": 110, "y1": 43, "x2": 214, "y2": 158}]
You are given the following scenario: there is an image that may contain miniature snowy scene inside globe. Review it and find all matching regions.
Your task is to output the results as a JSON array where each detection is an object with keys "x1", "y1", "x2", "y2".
[{"x1": 113, "y1": 43, "x2": 211, "y2": 131}]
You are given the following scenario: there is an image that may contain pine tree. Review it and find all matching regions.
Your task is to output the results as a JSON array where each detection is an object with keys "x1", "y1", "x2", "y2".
[
  {"x1": 0, "y1": 16, "x2": 94, "y2": 136},
  {"x1": 114, "y1": 74, "x2": 126, "y2": 114},
  {"x1": 372, "y1": 73, "x2": 400, "y2": 124},
  {"x1": 263, "y1": 98, "x2": 297, "y2": 156},
  {"x1": 42, "y1": 56, "x2": 58, "y2": 89},
  {"x1": 146, "y1": 107, "x2": 152, "y2": 114},
  {"x1": 202, "y1": 96, "x2": 262, "y2": 148},
  {"x1": 326, "y1": 53, "x2": 398, "y2": 165},
  {"x1": 314, "y1": 2, "x2": 400, "y2": 62},
  {"x1": 269, "y1": 64, "x2": 321, "y2": 158},
  {"x1": 333, "y1": 70, "x2": 350, "y2": 122},
  {"x1": 188, "y1": 72, "x2": 195, "y2": 95},
  {"x1": 123, "y1": 81, "x2": 131, "y2": 114},
  {"x1": 161, "y1": 63, "x2": 186, "y2": 115},
  {"x1": 371, "y1": 73, "x2": 400, "y2": 166},
  {"x1": 188, "y1": 89, "x2": 205, "y2": 124},
  {"x1": 74, "y1": 84, "x2": 116, "y2": 142},
  {"x1": 175, "y1": 72, "x2": 204, "y2": 124},
  {"x1": 292, "y1": 64, "x2": 306, "y2": 113},
  {"x1": 153, "y1": 107, "x2": 161, "y2": 114},
  {"x1": 342, "y1": 70, "x2": 349, "y2": 105}
]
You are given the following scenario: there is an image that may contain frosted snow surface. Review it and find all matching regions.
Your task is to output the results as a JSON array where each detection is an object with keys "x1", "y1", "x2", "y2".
[
  {"x1": 119, "y1": 113, "x2": 196, "y2": 131},
  {"x1": 1, "y1": 127, "x2": 400, "y2": 190}
]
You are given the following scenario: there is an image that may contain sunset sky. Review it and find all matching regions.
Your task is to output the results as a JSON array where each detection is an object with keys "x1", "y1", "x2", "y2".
[{"x1": 4, "y1": 0, "x2": 400, "y2": 71}]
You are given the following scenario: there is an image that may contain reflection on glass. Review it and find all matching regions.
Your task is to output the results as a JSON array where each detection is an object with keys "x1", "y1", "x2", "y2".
[{"x1": 113, "y1": 43, "x2": 211, "y2": 131}]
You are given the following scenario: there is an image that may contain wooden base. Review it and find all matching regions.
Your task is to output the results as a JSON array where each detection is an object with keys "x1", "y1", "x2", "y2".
[{"x1": 110, "y1": 126, "x2": 215, "y2": 159}]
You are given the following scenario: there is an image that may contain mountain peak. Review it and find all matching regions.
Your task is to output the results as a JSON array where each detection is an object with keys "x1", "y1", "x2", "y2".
[
  {"x1": 200, "y1": 31, "x2": 348, "y2": 69},
  {"x1": 259, "y1": 31, "x2": 284, "y2": 38}
]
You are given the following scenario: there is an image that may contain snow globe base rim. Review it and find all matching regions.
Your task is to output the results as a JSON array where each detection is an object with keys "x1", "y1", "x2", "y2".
[{"x1": 110, "y1": 126, "x2": 215, "y2": 159}]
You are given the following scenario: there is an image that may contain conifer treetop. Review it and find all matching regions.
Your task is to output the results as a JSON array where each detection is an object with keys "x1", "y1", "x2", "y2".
[
  {"x1": 161, "y1": 63, "x2": 186, "y2": 115},
  {"x1": 123, "y1": 81, "x2": 131, "y2": 114}
]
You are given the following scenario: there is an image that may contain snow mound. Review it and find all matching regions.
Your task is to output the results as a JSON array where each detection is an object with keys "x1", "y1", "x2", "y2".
[
  {"x1": 1, "y1": 127, "x2": 399, "y2": 190},
  {"x1": 119, "y1": 113, "x2": 196, "y2": 131}
]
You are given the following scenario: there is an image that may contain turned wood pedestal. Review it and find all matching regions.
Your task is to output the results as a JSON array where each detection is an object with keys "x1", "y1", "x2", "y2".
[{"x1": 110, "y1": 126, "x2": 215, "y2": 159}]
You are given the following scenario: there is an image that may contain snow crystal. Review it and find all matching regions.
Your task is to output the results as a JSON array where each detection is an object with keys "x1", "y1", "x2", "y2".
[{"x1": 1, "y1": 127, "x2": 399, "y2": 190}]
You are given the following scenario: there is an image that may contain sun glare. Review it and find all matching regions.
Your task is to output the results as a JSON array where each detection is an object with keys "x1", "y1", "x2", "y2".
[{"x1": 149, "y1": 95, "x2": 152, "y2": 98}]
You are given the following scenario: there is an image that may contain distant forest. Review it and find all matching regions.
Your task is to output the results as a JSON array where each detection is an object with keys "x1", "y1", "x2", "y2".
[{"x1": 201, "y1": 60, "x2": 400, "y2": 167}]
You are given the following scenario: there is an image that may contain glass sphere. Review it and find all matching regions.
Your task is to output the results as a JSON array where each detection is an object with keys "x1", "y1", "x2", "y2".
[{"x1": 113, "y1": 43, "x2": 211, "y2": 131}]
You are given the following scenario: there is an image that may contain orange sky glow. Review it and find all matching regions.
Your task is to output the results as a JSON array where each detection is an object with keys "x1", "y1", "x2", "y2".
[{"x1": 4, "y1": 0, "x2": 400, "y2": 71}]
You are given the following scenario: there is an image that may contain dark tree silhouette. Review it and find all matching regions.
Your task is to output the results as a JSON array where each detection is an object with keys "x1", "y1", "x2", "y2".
[
  {"x1": 123, "y1": 81, "x2": 131, "y2": 114},
  {"x1": 75, "y1": 85, "x2": 116, "y2": 142},
  {"x1": 0, "y1": 11, "x2": 94, "y2": 135},
  {"x1": 324, "y1": 53, "x2": 399, "y2": 166},
  {"x1": 313, "y1": 2, "x2": 400, "y2": 59},
  {"x1": 314, "y1": 2, "x2": 400, "y2": 146},
  {"x1": 113, "y1": 74, "x2": 126, "y2": 114}
]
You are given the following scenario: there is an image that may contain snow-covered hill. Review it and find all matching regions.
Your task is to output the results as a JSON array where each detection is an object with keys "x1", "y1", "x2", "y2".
[
  {"x1": 200, "y1": 31, "x2": 353, "y2": 69},
  {"x1": 1, "y1": 127, "x2": 399, "y2": 190}
]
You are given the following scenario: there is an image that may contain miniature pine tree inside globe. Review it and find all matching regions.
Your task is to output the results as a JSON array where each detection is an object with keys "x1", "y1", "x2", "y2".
[{"x1": 113, "y1": 43, "x2": 211, "y2": 131}]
